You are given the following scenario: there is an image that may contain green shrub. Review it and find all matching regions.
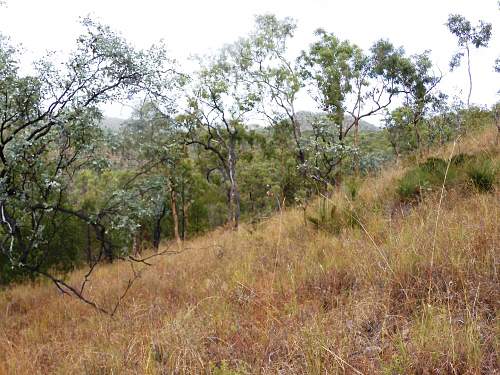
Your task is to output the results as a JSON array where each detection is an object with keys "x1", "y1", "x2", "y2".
[
  {"x1": 422, "y1": 157, "x2": 459, "y2": 184},
  {"x1": 397, "y1": 167, "x2": 432, "y2": 201},
  {"x1": 397, "y1": 157, "x2": 460, "y2": 201},
  {"x1": 451, "y1": 153, "x2": 473, "y2": 166},
  {"x1": 307, "y1": 198, "x2": 361, "y2": 235},
  {"x1": 467, "y1": 158, "x2": 496, "y2": 192},
  {"x1": 344, "y1": 178, "x2": 361, "y2": 200},
  {"x1": 420, "y1": 157, "x2": 448, "y2": 174},
  {"x1": 397, "y1": 152, "x2": 497, "y2": 201}
]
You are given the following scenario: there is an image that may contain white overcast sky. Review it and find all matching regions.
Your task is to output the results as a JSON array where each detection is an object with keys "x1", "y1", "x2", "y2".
[{"x1": 0, "y1": 0, "x2": 499, "y2": 119}]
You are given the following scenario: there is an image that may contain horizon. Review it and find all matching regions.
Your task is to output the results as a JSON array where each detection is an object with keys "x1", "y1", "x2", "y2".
[{"x1": 0, "y1": 0, "x2": 499, "y2": 120}]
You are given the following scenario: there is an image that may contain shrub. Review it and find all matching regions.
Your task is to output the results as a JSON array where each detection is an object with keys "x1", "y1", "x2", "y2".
[
  {"x1": 467, "y1": 158, "x2": 496, "y2": 192},
  {"x1": 451, "y1": 153, "x2": 473, "y2": 166},
  {"x1": 397, "y1": 152, "x2": 497, "y2": 201},
  {"x1": 344, "y1": 178, "x2": 361, "y2": 200},
  {"x1": 307, "y1": 198, "x2": 360, "y2": 234},
  {"x1": 397, "y1": 157, "x2": 464, "y2": 201},
  {"x1": 397, "y1": 167, "x2": 432, "y2": 201},
  {"x1": 420, "y1": 157, "x2": 448, "y2": 173}
]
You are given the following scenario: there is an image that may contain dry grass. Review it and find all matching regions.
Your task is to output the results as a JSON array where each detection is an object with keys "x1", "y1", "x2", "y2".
[{"x1": 0, "y1": 128, "x2": 498, "y2": 374}]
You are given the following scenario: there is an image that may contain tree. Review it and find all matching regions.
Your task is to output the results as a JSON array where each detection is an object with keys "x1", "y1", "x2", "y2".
[
  {"x1": 300, "y1": 32, "x2": 408, "y2": 182},
  {"x1": 247, "y1": 15, "x2": 307, "y2": 175},
  {"x1": 446, "y1": 14, "x2": 492, "y2": 107},
  {"x1": 345, "y1": 40, "x2": 412, "y2": 172},
  {"x1": 120, "y1": 102, "x2": 191, "y2": 251},
  {"x1": 399, "y1": 52, "x2": 444, "y2": 151},
  {"x1": 0, "y1": 18, "x2": 177, "y2": 285},
  {"x1": 384, "y1": 106, "x2": 418, "y2": 157},
  {"x1": 180, "y1": 40, "x2": 261, "y2": 229}
]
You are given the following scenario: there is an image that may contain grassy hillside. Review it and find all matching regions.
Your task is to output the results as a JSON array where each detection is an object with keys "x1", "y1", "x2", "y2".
[{"x1": 0, "y1": 128, "x2": 498, "y2": 374}]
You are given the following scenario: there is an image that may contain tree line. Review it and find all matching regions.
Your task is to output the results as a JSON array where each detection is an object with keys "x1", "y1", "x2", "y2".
[{"x1": 0, "y1": 11, "x2": 498, "y2": 287}]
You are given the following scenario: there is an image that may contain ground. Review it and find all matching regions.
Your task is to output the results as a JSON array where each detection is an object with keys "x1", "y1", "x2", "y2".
[{"x1": 0, "y1": 128, "x2": 498, "y2": 374}]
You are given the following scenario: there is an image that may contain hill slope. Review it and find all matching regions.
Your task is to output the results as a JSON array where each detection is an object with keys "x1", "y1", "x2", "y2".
[
  {"x1": 100, "y1": 116, "x2": 126, "y2": 131},
  {"x1": 296, "y1": 110, "x2": 380, "y2": 132},
  {"x1": 0, "y1": 128, "x2": 498, "y2": 374}
]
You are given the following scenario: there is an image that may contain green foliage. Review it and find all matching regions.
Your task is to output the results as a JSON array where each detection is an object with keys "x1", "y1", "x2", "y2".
[
  {"x1": 0, "y1": 11, "x2": 496, "y2": 287},
  {"x1": 0, "y1": 18, "x2": 177, "y2": 281},
  {"x1": 397, "y1": 167, "x2": 434, "y2": 201},
  {"x1": 446, "y1": 14, "x2": 492, "y2": 105},
  {"x1": 397, "y1": 152, "x2": 497, "y2": 201},
  {"x1": 466, "y1": 158, "x2": 496, "y2": 192},
  {"x1": 386, "y1": 104, "x2": 493, "y2": 158},
  {"x1": 397, "y1": 157, "x2": 461, "y2": 201},
  {"x1": 446, "y1": 14, "x2": 492, "y2": 53},
  {"x1": 307, "y1": 197, "x2": 360, "y2": 235},
  {"x1": 344, "y1": 177, "x2": 361, "y2": 200}
]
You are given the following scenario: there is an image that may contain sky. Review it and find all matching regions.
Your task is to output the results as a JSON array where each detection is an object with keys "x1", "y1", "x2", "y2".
[{"x1": 0, "y1": 0, "x2": 499, "y2": 120}]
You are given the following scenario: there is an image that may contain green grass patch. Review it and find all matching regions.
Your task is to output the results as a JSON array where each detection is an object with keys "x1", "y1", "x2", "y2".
[{"x1": 397, "y1": 152, "x2": 497, "y2": 201}]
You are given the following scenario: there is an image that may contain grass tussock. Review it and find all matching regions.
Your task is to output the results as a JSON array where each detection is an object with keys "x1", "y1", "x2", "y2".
[{"x1": 0, "y1": 128, "x2": 499, "y2": 374}]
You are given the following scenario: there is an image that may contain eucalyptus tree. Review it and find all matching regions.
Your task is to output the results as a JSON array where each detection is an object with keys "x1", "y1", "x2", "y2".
[
  {"x1": 120, "y1": 102, "x2": 190, "y2": 250},
  {"x1": 446, "y1": 14, "x2": 492, "y2": 107},
  {"x1": 300, "y1": 31, "x2": 408, "y2": 181},
  {"x1": 346, "y1": 40, "x2": 414, "y2": 151},
  {"x1": 246, "y1": 15, "x2": 308, "y2": 172},
  {"x1": 0, "y1": 18, "x2": 178, "y2": 284},
  {"x1": 180, "y1": 40, "x2": 261, "y2": 229},
  {"x1": 399, "y1": 52, "x2": 444, "y2": 151},
  {"x1": 384, "y1": 106, "x2": 417, "y2": 157}
]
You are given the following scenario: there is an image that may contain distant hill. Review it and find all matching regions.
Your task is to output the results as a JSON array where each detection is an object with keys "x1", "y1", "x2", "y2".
[
  {"x1": 100, "y1": 117, "x2": 126, "y2": 131},
  {"x1": 100, "y1": 113, "x2": 379, "y2": 134},
  {"x1": 295, "y1": 111, "x2": 380, "y2": 132}
]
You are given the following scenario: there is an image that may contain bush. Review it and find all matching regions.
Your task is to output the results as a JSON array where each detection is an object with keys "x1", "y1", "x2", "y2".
[
  {"x1": 344, "y1": 178, "x2": 361, "y2": 200},
  {"x1": 451, "y1": 153, "x2": 473, "y2": 166},
  {"x1": 307, "y1": 198, "x2": 360, "y2": 235},
  {"x1": 397, "y1": 167, "x2": 432, "y2": 201},
  {"x1": 397, "y1": 153, "x2": 497, "y2": 201},
  {"x1": 420, "y1": 157, "x2": 448, "y2": 174},
  {"x1": 397, "y1": 158, "x2": 447, "y2": 201},
  {"x1": 397, "y1": 157, "x2": 460, "y2": 201},
  {"x1": 467, "y1": 158, "x2": 496, "y2": 192}
]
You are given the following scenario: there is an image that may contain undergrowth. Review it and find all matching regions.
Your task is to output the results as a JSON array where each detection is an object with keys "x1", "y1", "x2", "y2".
[
  {"x1": 397, "y1": 150, "x2": 498, "y2": 201},
  {"x1": 0, "y1": 127, "x2": 498, "y2": 374}
]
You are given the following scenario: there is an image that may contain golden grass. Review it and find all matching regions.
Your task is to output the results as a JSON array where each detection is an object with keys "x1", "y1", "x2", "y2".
[{"x1": 0, "y1": 128, "x2": 498, "y2": 374}]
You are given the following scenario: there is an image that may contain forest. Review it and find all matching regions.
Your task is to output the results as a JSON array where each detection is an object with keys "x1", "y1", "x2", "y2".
[{"x1": 0, "y1": 3, "x2": 499, "y2": 374}]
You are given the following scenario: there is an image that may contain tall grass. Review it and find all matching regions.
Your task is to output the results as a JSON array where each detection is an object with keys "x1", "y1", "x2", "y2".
[{"x1": 0, "y1": 128, "x2": 498, "y2": 374}]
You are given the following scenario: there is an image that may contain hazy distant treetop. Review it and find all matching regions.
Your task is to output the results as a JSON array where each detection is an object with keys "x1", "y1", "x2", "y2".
[
  {"x1": 446, "y1": 14, "x2": 492, "y2": 70},
  {"x1": 446, "y1": 13, "x2": 492, "y2": 106},
  {"x1": 251, "y1": 14, "x2": 297, "y2": 57}
]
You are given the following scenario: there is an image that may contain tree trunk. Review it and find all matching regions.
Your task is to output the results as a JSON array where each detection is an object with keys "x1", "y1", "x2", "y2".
[
  {"x1": 335, "y1": 119, "x2": 344, "y2": 187},
  {"x1": 97, "y1": 226, "x2": 113, "y2": 263},
  {"x1": 354, "y1": 117, "x2": 360, "y2": 175},
  {"x1": 466, "y1": 46, "x2": 472, "y2": 108},
  {"x1": 291, "y1": 114, "x2": 306, "y2": 169},
  {"x1": 180, "y1": 180, "x2": 185, "y2": 240},
  {"x1": 132, "y1": 229, "x2": 142, "y2": 256},
  {"x1": 183, "y1": 201, "x2": 190, "y2": 240},
  {"x1": 152, "y1": 203, "x2": 166, "y2": 252},
  {"x1": 494, "y1": 106, "x2": 500, "y2": 146},
  {"x1": 86, "y1": 225, "x2": 92, "y2": 265},
  {"x1": 170, "y1": 186, "x2": 182, "y2": 250},
  {"x1": 228, "y1": 139, "x2": 240, "y2": 230}
]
